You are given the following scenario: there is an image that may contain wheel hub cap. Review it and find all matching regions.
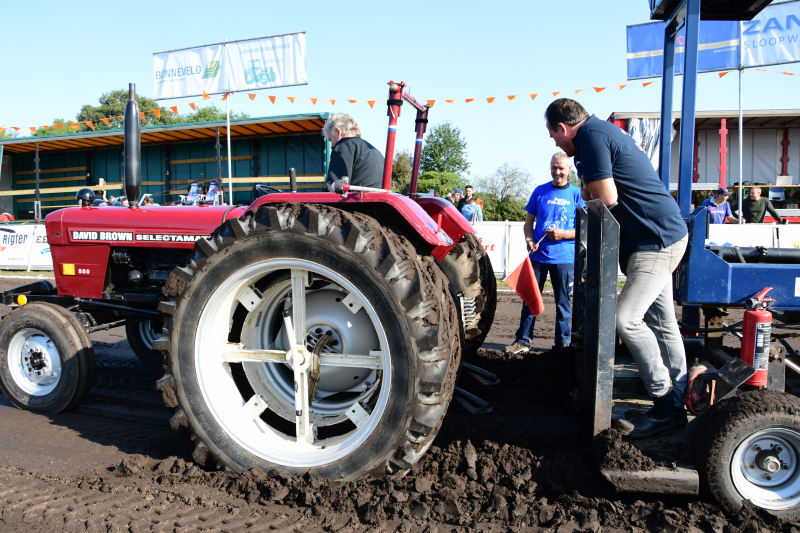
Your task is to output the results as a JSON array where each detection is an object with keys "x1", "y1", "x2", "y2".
[
  {"x1": 7, "y1": 329, "x2": 62, "y2": 395},
  {"x1": 733, "y1": 429, "x2": 800, "y2": 510}
]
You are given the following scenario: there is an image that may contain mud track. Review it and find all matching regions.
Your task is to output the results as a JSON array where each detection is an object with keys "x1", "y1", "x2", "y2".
[{"x1": 1, "y1": 284, "x2": 799, "y2": 532}]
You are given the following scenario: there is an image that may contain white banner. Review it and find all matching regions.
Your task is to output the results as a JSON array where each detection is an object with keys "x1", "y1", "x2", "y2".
[
  {"x1": 29, "y1": 224, "x2": 52, "y2": 270},
  {"x1": 743, "y1": 0, "x2": 800, "y2": 68},
  {"x1": 153, "y1": 33, "x2": 307, "y2": 100},
  {"x1": 473, "y1": 223, "x2": 507, "y2": 275},
  {"x1": 0, "y1": 225, "x2": 36, "y2": 269}
]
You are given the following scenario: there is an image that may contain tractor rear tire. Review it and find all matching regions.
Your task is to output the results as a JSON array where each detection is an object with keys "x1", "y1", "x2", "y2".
[
  {"x1": 125, "y1": 320, "x2": 162, "y2": 366},
  {"x1": 0, "y1": 302, "x2": 94, "y2": 413},
  {"x1": 692, "y1": 389, "x2": 800, "y2": 518},
  {"x1": 440, "y1": 233, "x2": 497, "y2": 360},
  {"x1": 155, "y1": 204, "x2": 461, "y2": 479}
]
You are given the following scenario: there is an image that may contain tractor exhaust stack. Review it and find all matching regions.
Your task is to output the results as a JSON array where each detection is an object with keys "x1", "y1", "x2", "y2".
[{"x1": 124, "y1": 83, "x2": 141, "y2": 208}]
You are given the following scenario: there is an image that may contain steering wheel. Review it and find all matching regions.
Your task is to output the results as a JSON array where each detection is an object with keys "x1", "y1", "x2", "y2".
[{"x1": 255, "y1": 184, "x2": 285, "y2": 195}]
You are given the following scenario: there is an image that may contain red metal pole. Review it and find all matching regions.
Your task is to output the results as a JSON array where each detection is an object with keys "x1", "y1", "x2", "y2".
[
  {"x1": 718, "y1": 118, "x2": 728, "y2": 188},
  {"x1": 382, "y1": 81, "x2": 405, "y2": 190},
  {"x1": 409, "y1": 104, "x2": 429, "y2": 195}
]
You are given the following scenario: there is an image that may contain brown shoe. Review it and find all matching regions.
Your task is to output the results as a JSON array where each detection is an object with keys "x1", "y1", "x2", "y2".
[{"x1": 504, "y1": 342, "x2": 529, "y2": 355}]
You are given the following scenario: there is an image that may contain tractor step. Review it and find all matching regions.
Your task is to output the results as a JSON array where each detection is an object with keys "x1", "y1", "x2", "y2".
[
  {"x1": 462, "y1": 362, "x2": 501, "y2": 386},
  {"x1": 453, "y1": 387, "x2": 492, "y2": 414}
]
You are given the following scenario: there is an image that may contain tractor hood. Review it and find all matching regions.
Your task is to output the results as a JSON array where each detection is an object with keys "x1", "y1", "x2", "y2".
[{"x1": 45, "y1": 205, "x2": 246, "y2": 249}]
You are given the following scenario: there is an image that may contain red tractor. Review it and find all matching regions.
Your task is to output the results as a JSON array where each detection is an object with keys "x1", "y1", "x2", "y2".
[{"x1": 0, "y1": 83, "x2": 496, "y2": 480}]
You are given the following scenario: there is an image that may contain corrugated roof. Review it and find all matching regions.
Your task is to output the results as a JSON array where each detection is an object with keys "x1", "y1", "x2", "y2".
[
  {"x1": 0, "y1": 113, "x2": 330, "y2": 155},
  {"x1": 609, "y1": 109, "x2": 800, "y2": 129}
]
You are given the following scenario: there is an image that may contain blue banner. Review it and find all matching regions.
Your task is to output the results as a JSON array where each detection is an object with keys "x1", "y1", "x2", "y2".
[
  {"x1": 743, "y1": 0, "x2": 800, "y2": 68},
  {"x1": 627, "y1": 20, "x2": 740, "y2": 79}
]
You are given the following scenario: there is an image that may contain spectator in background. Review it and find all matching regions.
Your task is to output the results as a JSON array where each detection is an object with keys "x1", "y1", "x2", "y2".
[
  {"x1": 143, "y1": 196, "x2": 156, "y2": 206},
  {"x1": 460, "y1": 194, "x2": 483, "y2": 223},
  {"x1": 322, "y1": 113, "x2": 384, "y2": 190},
  {"x1": 449, "y1": 188, "x2": 463, "y2": 206},
  {"x1": 94, "y1": 178, "x2": 108, "y2": 202},
  {"x1": 736, "y1": 186, "x2": 783, "y2": 223},
  {"x1": 457, "y1": 185, "x2": 476, "y2": 211},
  {"x1": 505, "y1": 151, "x2": 584, "y2": 355},
  {"x1": 701, "y1": 187, "x2": 741, "y2": 224}
]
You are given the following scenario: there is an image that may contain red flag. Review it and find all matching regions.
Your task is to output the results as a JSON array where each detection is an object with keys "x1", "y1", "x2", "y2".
[{"x1": 504, "y1": 257, "x2": 544, "y2": 317}]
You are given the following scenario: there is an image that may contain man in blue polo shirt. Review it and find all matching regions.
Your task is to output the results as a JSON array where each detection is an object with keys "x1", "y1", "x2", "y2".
[
  {"x1": 545, "y1": 98, "x2": 688, "y2": 439},
  {"x1": 505, "y1": 152, "x2": 584, "y2": 355},
  {"x1": 700, "y1": 187, "x2": 740, "y2": 224}
]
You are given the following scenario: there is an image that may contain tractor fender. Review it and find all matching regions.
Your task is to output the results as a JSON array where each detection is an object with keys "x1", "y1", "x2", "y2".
[
  {"x1": 247, "y1": 192, "x2": 455, "y2": 260},
  {"x1": 413, "y1": 196, "x2": 475, "y2": 242}
]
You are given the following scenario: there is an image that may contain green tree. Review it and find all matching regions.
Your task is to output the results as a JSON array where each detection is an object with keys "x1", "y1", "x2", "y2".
[
  {"x1": 185, "y1": 104, "x2": 248, "y2": 123},
  {"x1": 391, "y1": 149, "x2": 413, "y2": 194},
  {"x1": 569, "y1": 166, "x2": 580, "y2": 188},
  {"x1": 474, "y1": 163, "x2": 533, "y2": 222},
  {"x1": 420, "y1": 121, "x2": 470, "y2": 176},
  {"x1": 0, "y1": 128, "x2": 20, "y2": 140},
  {"x1": 416, "y1": 171, "x2": 463, "y2": 197}
]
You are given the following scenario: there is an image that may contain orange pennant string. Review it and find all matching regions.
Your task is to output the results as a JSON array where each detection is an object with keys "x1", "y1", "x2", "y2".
[
  {"x1": 446, "y1": 99, "x2": 454, "y2": 103},
  {"x1": 310, "y1": 98, "x2": 317, "y2": 105},
  {"x1": 552, "y1": 91, "x2": 560, "y2": 96},
  {"x1": 785, "y1": 71, "x2": 794, "y2": 75},
  {"x1": 85, "y1": 121, "x2": 95, "y2": 130},
  {"x1": 619, "y1": 84, "x2": 628, "y2": 89},
  {"x1": 348, "y1": 99, "x2": 357, "y2": 103},
  {"x1": 486, "y1": 97, "x2": 496, "y2": 103},
  {"x1": 529, "y1": 93, "x2": 538, "y2": 100},
  {"x1": 465, "y1": 98, "x2": 474, "y2": 103},
  {"x1": 643, "y1": 82, "x2": 653, "y2": 87},
  {"x1": 153, "y1": 109, "x2": 161, "y2": 118},
  {"x1": 69, "y1": 124, "x2": 78, "y2": 129},
  {"x1": 29, "y1": 127, "x2": 35, "y2": 133},
  {"x1": 11, "y1": 127, "x2": 20, "y2": 131},
  {"x1": 140, "y1": 112, "x2": 145, "y2": 121},
  {"x1": 55, "y1": 124, "x2": 63, "y2": 129},
  {"x1": 268, "y1": 95, "x2": 276, "y2": 104},
  {"x1": 574, "y1": 89, "x2": 583, "y2": 94},
  {"x1": 329, "y1": 99, "x2": 336, "y2": 105},
  {"x1": 0, "y1": 127, "x2": 4, "y2": 132},
  {"x1": 188, "y1": 102, "x2": 196, "y2": 111},
  {"x1": 427, "y1": 99, "x2": 436, "y2": 106},
  {"x1": 170, "y1": 106, "x2": 178, "y2": 114},
  {"x1": 367, "y1": 100, "x2": 376, "y2": 108},
  {"x1": 719, "y1": 72, "x2": 729, "y2": 78},
  {"x1": 203, "y1": 91, "x2": 210, "y2": 100},
  {"x1": 248, "y1": 94, "x2": 256, "y2": 100},
  {"x1": 593, "y1": 87, "x2": 606, "y2": 93},
  {"x1": 287, "y1": 97, "x2": 295, "y2": 103},
  {"x1": 507, "y1": 95, "x2": 516, "y2": 100},
  {"x1": 221, "y1": 93, "x2": 228, "y2": 101},
  {"x1": 101, "y1": 118, "x2": 110, "y2": 126}
]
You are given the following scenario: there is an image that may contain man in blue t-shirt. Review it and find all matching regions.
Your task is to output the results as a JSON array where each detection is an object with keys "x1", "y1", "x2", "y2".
[
  {"x1": 545, "y1": 98, "x2": 689, "y2": 440},
  {"x1": 505, "y1": 152, "x2": 585, "y2": 355},
  {"x1": 700, "y1": 187, "x2": 740, "y2": 224}
]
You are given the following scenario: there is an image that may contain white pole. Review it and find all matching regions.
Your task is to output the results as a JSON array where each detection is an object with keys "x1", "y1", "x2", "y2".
[
  {"x1": 224, "y1": 39, "x2": 234, "y2": 206},
  {"x1": 738, "y1": 22, "x2": 744, "y2": 224}
]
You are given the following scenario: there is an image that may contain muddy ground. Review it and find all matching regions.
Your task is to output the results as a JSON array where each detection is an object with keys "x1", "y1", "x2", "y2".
[{"x1": 0, "y1": 277, "x2": 799, "y2": 532}]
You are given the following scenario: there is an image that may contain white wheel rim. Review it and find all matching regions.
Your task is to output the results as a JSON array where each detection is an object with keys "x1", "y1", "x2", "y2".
[
  {"x1": 195, "y1": 258, "x2": 392, "y2": 468},
  {"x1": 7, "y1": 328, "x2": 62, "y2": 396},
  {"x1": 731, "y1": 428, "x2": 800, "y2": 510}
]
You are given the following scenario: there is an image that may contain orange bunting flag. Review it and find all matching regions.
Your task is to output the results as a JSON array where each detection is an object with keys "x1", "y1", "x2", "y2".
[
  {"x1": 69, "y1": 123, "x2": 78, "y2": 129},
  {"x1": 85, "y1": 121, "x2": 95, "y2": 130},
  {"x1": 189, "y1": 102, "x2": 196, "y2": 111},
  {"x1": 446, "y1": 99, "x2": 454, "y2": 103},
  {"x1": 529, "y1": 93, "x2": 538, "y2": 100},
  {"x1": 310, "y1": 98, "x2": 317, "y2": 105},
  {"x1": 55, "y1": 124, "x2": 63, "y2": 129},
  {"x1": 574, "y1": 89, "x2": 583, "y2": 94},
  {"x1": 619, "y1": 84, "x2": 628, "y2": 89},
  {"x1": 552, "y1": 91, "x2": 560, "y2": 96},
  {"x1": 643, "y1": 82, "x2": 653, "y2": 87},
  {"x1": 348, "y1": 100, "x2": 357, "y2": 103},
  {"x1": 465, "y1": 98, "x2": 474, "y2": 103},
  {"x1": 507, "y1": 95, "x2": 516, "y2": 100},
  {"x1": 11, "y1": 127, "x2": 20, "y2": 131},
  {"x1": 593, "y1": 87, "x2": 606, "y2": 93},
  {"x1": 140, "y1": 112, "x2": 145, "y2": 121},
  {"x1": 203, "y1": 91, "x2": 210, "y2": 100},
  {"x1": 287, "y1": 97, "x2": 295, "y2": 103},
  {"x1": 368, "y1": 100, "x2": 376, "y2": 108},
  {"x1": 427, "y1": 99, "x2": 436, "y2": 106},
  {"x1": 486, "y1": 97, "x2": 496, "y2": 103},
  {"x1": 153, "y1": 109, "x2": 161, "y2": 118},
  {"x1": 29, "y1": 127, "x2": 35, "y2": 133},
  {"x1": 785, "y1": 71, "x2": 794, "y2": 75},
  {"x1": 248, "y1": 94, "x2": 256, "y2": 100},
  {"x1": 719, "y1": 72, "x2": 729, "y2": 78},
  {"x1": 170, "y1": 106, "x2": 178, "y2": 114},
  {"x1": 329, "y1": 99, "x2": 336, "y2": 104},
  {"x1": 221, "y1": 93, "x2": 228, "y2": 101},
  {"x1": 101, "y1": 118, "x2": 110, "y2": 126},
  {"x1": 0, "y1": 127, "x2": 4, "y2": 133},
  {"x1": 268, "y1": 95, "x2": 276, "y2": 104}
]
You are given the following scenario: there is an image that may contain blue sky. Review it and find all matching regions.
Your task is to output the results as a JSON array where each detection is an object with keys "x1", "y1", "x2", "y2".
[{"x1": 2, "y1": 0, "x2": 799, "y2": 187}]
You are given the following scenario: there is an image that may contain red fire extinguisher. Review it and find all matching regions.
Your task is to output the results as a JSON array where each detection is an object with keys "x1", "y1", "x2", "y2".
[{"x1": 741, "y1": 287, "x2": 775, "y2": 387}]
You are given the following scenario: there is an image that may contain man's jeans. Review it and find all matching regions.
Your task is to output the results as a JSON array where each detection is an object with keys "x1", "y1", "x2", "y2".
[
  {"x1": 617, "y1": 236, "x2": 688, "y2": 406},
  {"x1": 514, "y1": 262, "x2": 573, "y2": 347}
]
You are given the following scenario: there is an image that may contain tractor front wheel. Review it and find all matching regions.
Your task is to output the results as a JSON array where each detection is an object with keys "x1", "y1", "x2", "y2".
[
  {"x1": 126, "y1": 319, "x2": 162, "y2": 366},
  {"x1": 156, "y1": 204, "x2": 461, "y2": 479}
]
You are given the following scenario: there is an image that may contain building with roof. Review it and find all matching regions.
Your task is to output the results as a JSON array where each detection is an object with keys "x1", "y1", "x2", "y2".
[{"x1": 0, "y1": 112, "x2": 331, "y2": 218}]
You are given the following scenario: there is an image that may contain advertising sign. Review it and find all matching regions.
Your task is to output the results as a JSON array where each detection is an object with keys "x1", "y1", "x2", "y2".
[
  {"x1": 743, "y1": 0, "x2": 800, "y2": 68},
  {"x1": 153, "y1": 33, "x2": 307, "y2": 100},
  {"x1": 627, "y1": 20, "x2": 740, "y2": 79},
  {"x1": 0, "y1": 225, "x2": 36, "y2": 269}
]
